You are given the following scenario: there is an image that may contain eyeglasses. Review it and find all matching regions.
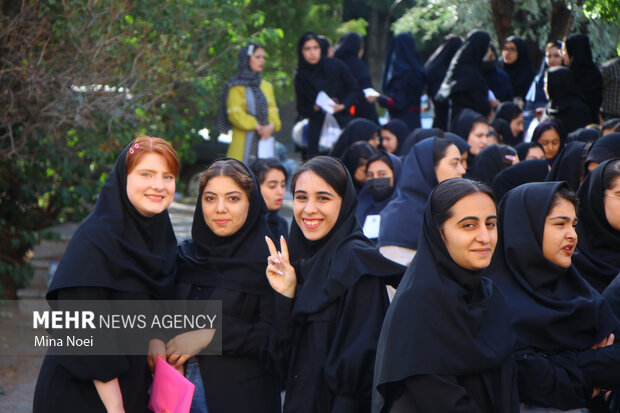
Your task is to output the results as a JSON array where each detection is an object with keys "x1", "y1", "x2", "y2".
[
  {"x1": 502, "y1": 47, "x2": 517, "y2": 52},
  {"x1": 606, "y1": 193, "x2": 620, "y2": 200}
]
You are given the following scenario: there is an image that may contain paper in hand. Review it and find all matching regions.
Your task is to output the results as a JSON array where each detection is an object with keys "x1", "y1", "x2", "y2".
[
  {"x1": 316, "y1": 91, "x2": 337, "y2": 114},
  {"x1": 363, "y1": 88, "x2": 380, "y2": 97}
]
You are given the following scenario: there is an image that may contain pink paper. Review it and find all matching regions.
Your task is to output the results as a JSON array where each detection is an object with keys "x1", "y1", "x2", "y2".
[{"x1": 149, "y1": 356, "x2": 196, "y2": 413}]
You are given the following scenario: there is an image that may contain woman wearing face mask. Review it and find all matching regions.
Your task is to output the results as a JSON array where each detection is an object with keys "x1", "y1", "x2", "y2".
[
  {"x1": 172, "y1": 159, "x2": 281, "y2": 413},
  {"x1": 216, "y1": 43, "x2": 281, "y2": 163},
  {"x1": 373, "y1": 178, "x2": 518, "y2": 413},
  {"x1": 251, "y1": 157, "x2": 289, "y2": 240},
  {"x1": 572, "y1": 160, "x2": 620, "y2": 293},
  {"x1": 264, "y1": 156, "x2": 406, "y2": 413},
  {"x1": 355, "y1": 151, "x2": 403, "y2": 243},
  {"x1": 491, "y1": 182, "x2": 620, "y2": 411},
  {"x1": 378, "y1": 137, "x2": 467, "y2": 266},
  {"x1": 295, "y1": 32, "x2": 358, "y2": 159},
  {"x1": 34, "y1": 137, "x2": 179, "y2": 413}
]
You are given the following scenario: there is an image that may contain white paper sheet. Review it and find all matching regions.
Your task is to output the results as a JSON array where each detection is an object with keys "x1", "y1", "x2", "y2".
[
  {"x1": 363, "y1": 215, "x2": 381, "y2": 239},
  {"x1": 315, "y1": 91, "x2": 337, "y2": 114},
  {"x1": 363, "y1": 88, "x2": 380, "y2": 97}
]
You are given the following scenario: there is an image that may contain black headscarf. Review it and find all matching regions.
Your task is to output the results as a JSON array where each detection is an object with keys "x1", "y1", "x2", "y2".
[
  {"x1": 334, "y1": 32, "x2": 366, "y2": 81},
  {"x1": 330, "y1": 118, "x2": 380, "y2": 159},
  {"x1": 381, "y1": 33, "x2": 427, "y2": 93},
  {"x1": 47, "y1": 142, "x2": 177, "y2": 300},
  {"x1": 532, "y1": 119, "x2": 565, "y2": 165},
  {"x1": 565, "y1": 33, "x2": 603, "y2": 122},
  {"x1": 585, "y1": 132, "x2": 620, "y2": 167},
  {"x1": 378, "y1": 138, "x2": 439, "y2": 249},
  {"x1": 545, "y1": 66, "x2": 592, "y2": 134},
  {"x1": 176, "y1": 158, "x2": 273, "y2": 295},
  {"x1": 444, "y1": 132, "x2": 471, "y2": 155},
  {"x1": 469, "y1": 144, "x2": 517, "y2": 186},
  {"x1": 341, "y1": 141, "x2": 378, "y2": 193},
  {"x1": 491, "y1": 118, "x2": 514, "y2": 146},
  {"x1": 573, "y1": 159, "x2": 620, "y2": 293},
  {"x1": 437, "y1": 30, "x2": 490, "y2": 101},
  {"x1": 499, "y1": 36, "x2": 536, "y2": 99},
  {"x1": 380, "y1": 119, "x2": 410, "y2": 156},
  {"x1": 567, "y1": 127, "x2": 599, "y2": 143},
  {"x1": 490, "y1": 181, "x2": 618, "y2": 351},
  {"x1": 288, "y1": 158, "x2": 405, "y2": 315},
  {"x1": 424, "y1": 35, "x2": 463, "y2": 99},
  {"x1": 216, "y1": 43, "x2": 268, "y2": 134},
  {"x1": 492, "y1": 159, "x2": 549, "y2": 202},
  {"x1": 373, "y1": 180, "x2": 515, "y2": 412},
  {"x1": 398, "y1": 127, "x2": 443, "y2": 157},
  {"x1": 545, "y1": 140, "x2": 586, "y2": 191},
  {"x1": 295, "y1": 32, "x2": 346, "y2": 105},
  {"x1": 355, "y1": 152, "x2": 403, "y2": 225},
  {"x1": 492, "y1": 102, "x2": 523, "y2": 145}
]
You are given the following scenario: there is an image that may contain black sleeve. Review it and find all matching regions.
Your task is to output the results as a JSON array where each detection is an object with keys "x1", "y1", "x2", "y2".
[
  {"x1": 336, "y1": 63, "x2": 361, "y2": 109},
  {"x1": 266, "y1": 292, "x2": 296, "y2": 381},
  {"x1": 401, "y1": 375, "x2": 485, "y2": 413},
  {"x1": 52, "y1": 287, "x2": 130, "y2": 382},
  {"x1": 378, "y1": 73, "x2": 424, "y2": 112},
  {"x1": 577, "y1": 344, "x2": 620, "y2": 390},
  {"x1": 514, "y1": 350, "x2": 592, "y2": 409},
  {"x1": 295, "y1": 75, "x2": 317, "y2": 119},
  {"x1": 451, "y1": 89, "x2": 491, "y2": 119},
  {"x1": 323, "y1": 276, "x2": 389, "y2": 413}
]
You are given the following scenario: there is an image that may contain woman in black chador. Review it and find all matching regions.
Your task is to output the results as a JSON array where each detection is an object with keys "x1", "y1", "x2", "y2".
[
  {"x1": 264, "y1": 156, "x2": 406, "y2": 413},
  {"x1": 373, "y1": 178, "x2": 519, "y2": 412},
  {"x1": 499, "y1": 36, "x2": 536, "y2": 100},
  {"x1": 377, "y1": 33, "x2": 427, "y2": 130},
  {"x1": 172, "y1": 158, "x2": 281, "y2": 413},
  {"x1": 544, "y1": 66, "x2": 591, "y2": 135},
  {"x1": 34, "y1": 136, "x2": 180, "y2": 413},
  {"x1": 295, "y1": 32, "x2": 358, "y2": 159},
  {"x1": 490, "y1": 181, "x2": 620, "y2": 410},
  {"x1": 437, "y1": 30, "x2": 492, "y2": 129},
  {"x1": 564, "y1": 33, "x2": 602, "y2": 123},
  {"x1": 573, "y1": 159, "x2": 620, "y2": 293},
  {"x1": 334, "y1": 32, "x2": 379, "y2": 123}
]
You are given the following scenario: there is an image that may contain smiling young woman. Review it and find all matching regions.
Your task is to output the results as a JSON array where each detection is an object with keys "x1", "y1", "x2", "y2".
[
  {"x1": 373, "y1": 178, "x2": 518, "y2": 413},
  {"x1": 264, "y1": 156, "x2": 405, "y2": 413},
  {"x1": 34, "y1": 136, "x2": 180, "y2": 413}
]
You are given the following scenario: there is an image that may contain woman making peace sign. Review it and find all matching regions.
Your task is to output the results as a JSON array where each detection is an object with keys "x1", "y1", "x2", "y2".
[{"x1": 265, "y1": 156, "x2": 405, "y2": 413}]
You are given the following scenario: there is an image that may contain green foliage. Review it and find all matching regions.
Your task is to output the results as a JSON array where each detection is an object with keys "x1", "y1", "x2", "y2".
[
  {"x1": 337, "y1": 18, "x2": 369, "y2": 36},
  {"x1": 583, "y1": 0, "x2": 620, "y2": 22}
]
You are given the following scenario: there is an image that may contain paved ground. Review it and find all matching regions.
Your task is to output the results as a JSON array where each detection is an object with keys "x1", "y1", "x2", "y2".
[{"x1": 0, "y1": 196, "x2": 293, "y2": 412}]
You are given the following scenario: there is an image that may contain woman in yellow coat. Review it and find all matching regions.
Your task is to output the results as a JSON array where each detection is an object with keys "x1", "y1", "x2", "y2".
[{"x1": 217, "y1": 43, "x2": 281, "y2": 162}]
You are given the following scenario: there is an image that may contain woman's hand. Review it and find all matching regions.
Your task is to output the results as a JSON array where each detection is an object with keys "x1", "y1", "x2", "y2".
[
  {"x1": 330, "y1": 103, "x2": 345, "y2": 113},
  {"x1": 147, "y1": 338, "x2": 166, "y2": 373},
  {"x1": 591, "y1": 333, "x2": 615, "y2": 349},
  {"x1": 265, "y1": 235, "x2": 297, "y2": 298},
  {"x1": 166, "y1": 329, "x2": 216, "y2": 369},
  {"x1": 365, "y1": 95, "x2": 378, "y2": 104}
]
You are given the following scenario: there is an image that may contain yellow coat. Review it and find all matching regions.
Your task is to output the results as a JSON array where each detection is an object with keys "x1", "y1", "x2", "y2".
[{"x1": 225, "y1": 80, "x2": 281, "y2": 161}]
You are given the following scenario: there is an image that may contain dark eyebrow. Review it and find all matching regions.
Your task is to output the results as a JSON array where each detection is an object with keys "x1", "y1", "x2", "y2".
[
  {"x1": 316, "y1": 191, "x2": 334, "y2": 196},
  {"x1": 450, "y1": 157, "x2": 461, "y2": 162},
  {"x1": 456, "y1": 215, "x2": 497, "y2": 224},
  {"x1": 204, "y1": 190, "x2": 242, "y2": 196},
  {"x1": 548, "y1": 215, "x2": 571, "y2": 221}
]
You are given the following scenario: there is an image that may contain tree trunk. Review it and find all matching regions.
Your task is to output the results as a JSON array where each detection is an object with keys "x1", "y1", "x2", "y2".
[
  {"x1": 490, "y1": 0, "x2": 514, "y2": 44},
  {"x1": 367, "y1": 6, "x2": 390, "y2": 90}
]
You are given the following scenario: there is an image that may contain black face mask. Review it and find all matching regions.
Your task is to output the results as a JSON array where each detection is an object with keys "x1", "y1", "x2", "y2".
[
  {"x1": 367, "y1": 177, "x2": 393, "y2": 200},
  {"x1": 482, "y1": 60, "x2": 496, "y2": 73}
]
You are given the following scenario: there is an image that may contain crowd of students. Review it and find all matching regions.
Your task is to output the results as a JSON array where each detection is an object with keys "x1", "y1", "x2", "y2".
[{"x1": 33, "y1": 27, "x2": 620, "y2": 413}]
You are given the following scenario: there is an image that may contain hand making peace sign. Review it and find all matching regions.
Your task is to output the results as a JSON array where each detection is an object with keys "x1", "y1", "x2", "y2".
[{"x1": 265, "y1": 235, "x2": 297, "y2": 298}]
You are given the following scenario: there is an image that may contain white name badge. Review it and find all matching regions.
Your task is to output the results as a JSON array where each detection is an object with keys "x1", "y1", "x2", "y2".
[{"x1": 363, "y1": 215, "x2": 381, "y2": 239}]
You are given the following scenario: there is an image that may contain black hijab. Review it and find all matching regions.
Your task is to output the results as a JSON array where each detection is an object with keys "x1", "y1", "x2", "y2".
[
  {"x1": 381, "y1": 119, "x2": 410, "y2": 156},
  {"x1": 373, "y1": 181, "x2": 514, "y2": 412},
  {"x1": 444, "y1": 132, "x2": 471, "y2": 155},
  {"x1": 565, "y1": 33, "x2": 602, "y2": 122},
  {"x1": 492, "y1": 159, "x2": 549, "y2": 202},
  {"x1": 437, "y1": 30, "x2": 490, "y2": 101},
  {"x1": 288, "y1": 158, "x2": 405, "y2": 315},
  {"x1": 573, "y1": 159, "x2": 620, "y2": 293},
  {"x1": 567, "y1": 128, "x2": 599, "y2": 143},
  {"x1": 424, "y1": 35, "x2": 463, "y2": 99},
  {"x1": 492, "y1": 102, "x2": 522, "y2": 145},
  {"x1": 545, "y1": 140, "x2": 586, "y2": 191},
  {"x1": 176, "y1": 158, "x2": 273, "y2": 295},
  {"x1": 334, "y1": 32, "x2": 367, "y2": 81},
  {"x1": 585, "y1": 133, "x2": 620, "y2": 167},
  {"x1": 295, "y1": 32, "x2": 345, "y2": 103},
  {"x1": 330, "y1": 118, "x2": 380, "y2": 158},
  {"x1": 341, "y1": 141, "x2": 378, "y2": 193},
  {"x1": 532, "y1": 119, "x2": 565, "y2": 165},
  {"x1": 499, "y1": 36, "x2": 536, "y2": 99},
  {"x1": 545, "y1": 66, "x2": 591, "y2": 134},
  {"x1": 378, "y1": 138, "x2": 438, "y2": 249},
  {"x1": 398, "y1": 127, "x2": 443, "y2": 157},
  {"x1": 469, "y1": 144, "x2": 517, "y2": 186},
  {"x1": 355, "y1": 152, "x2": 403, "y2": 224},
  {"x1": 381, "y1": 33, "x2": 427, "y2": 93},
  {"x1": 490, "y1": 181, "x2": 618, "y2": 351},
  {"x1": 47, "y1": 142, "x2": 177, "y2": 300},
  {"x1": 491, "y1": 118, "x2": 514, "y2": 146}
]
